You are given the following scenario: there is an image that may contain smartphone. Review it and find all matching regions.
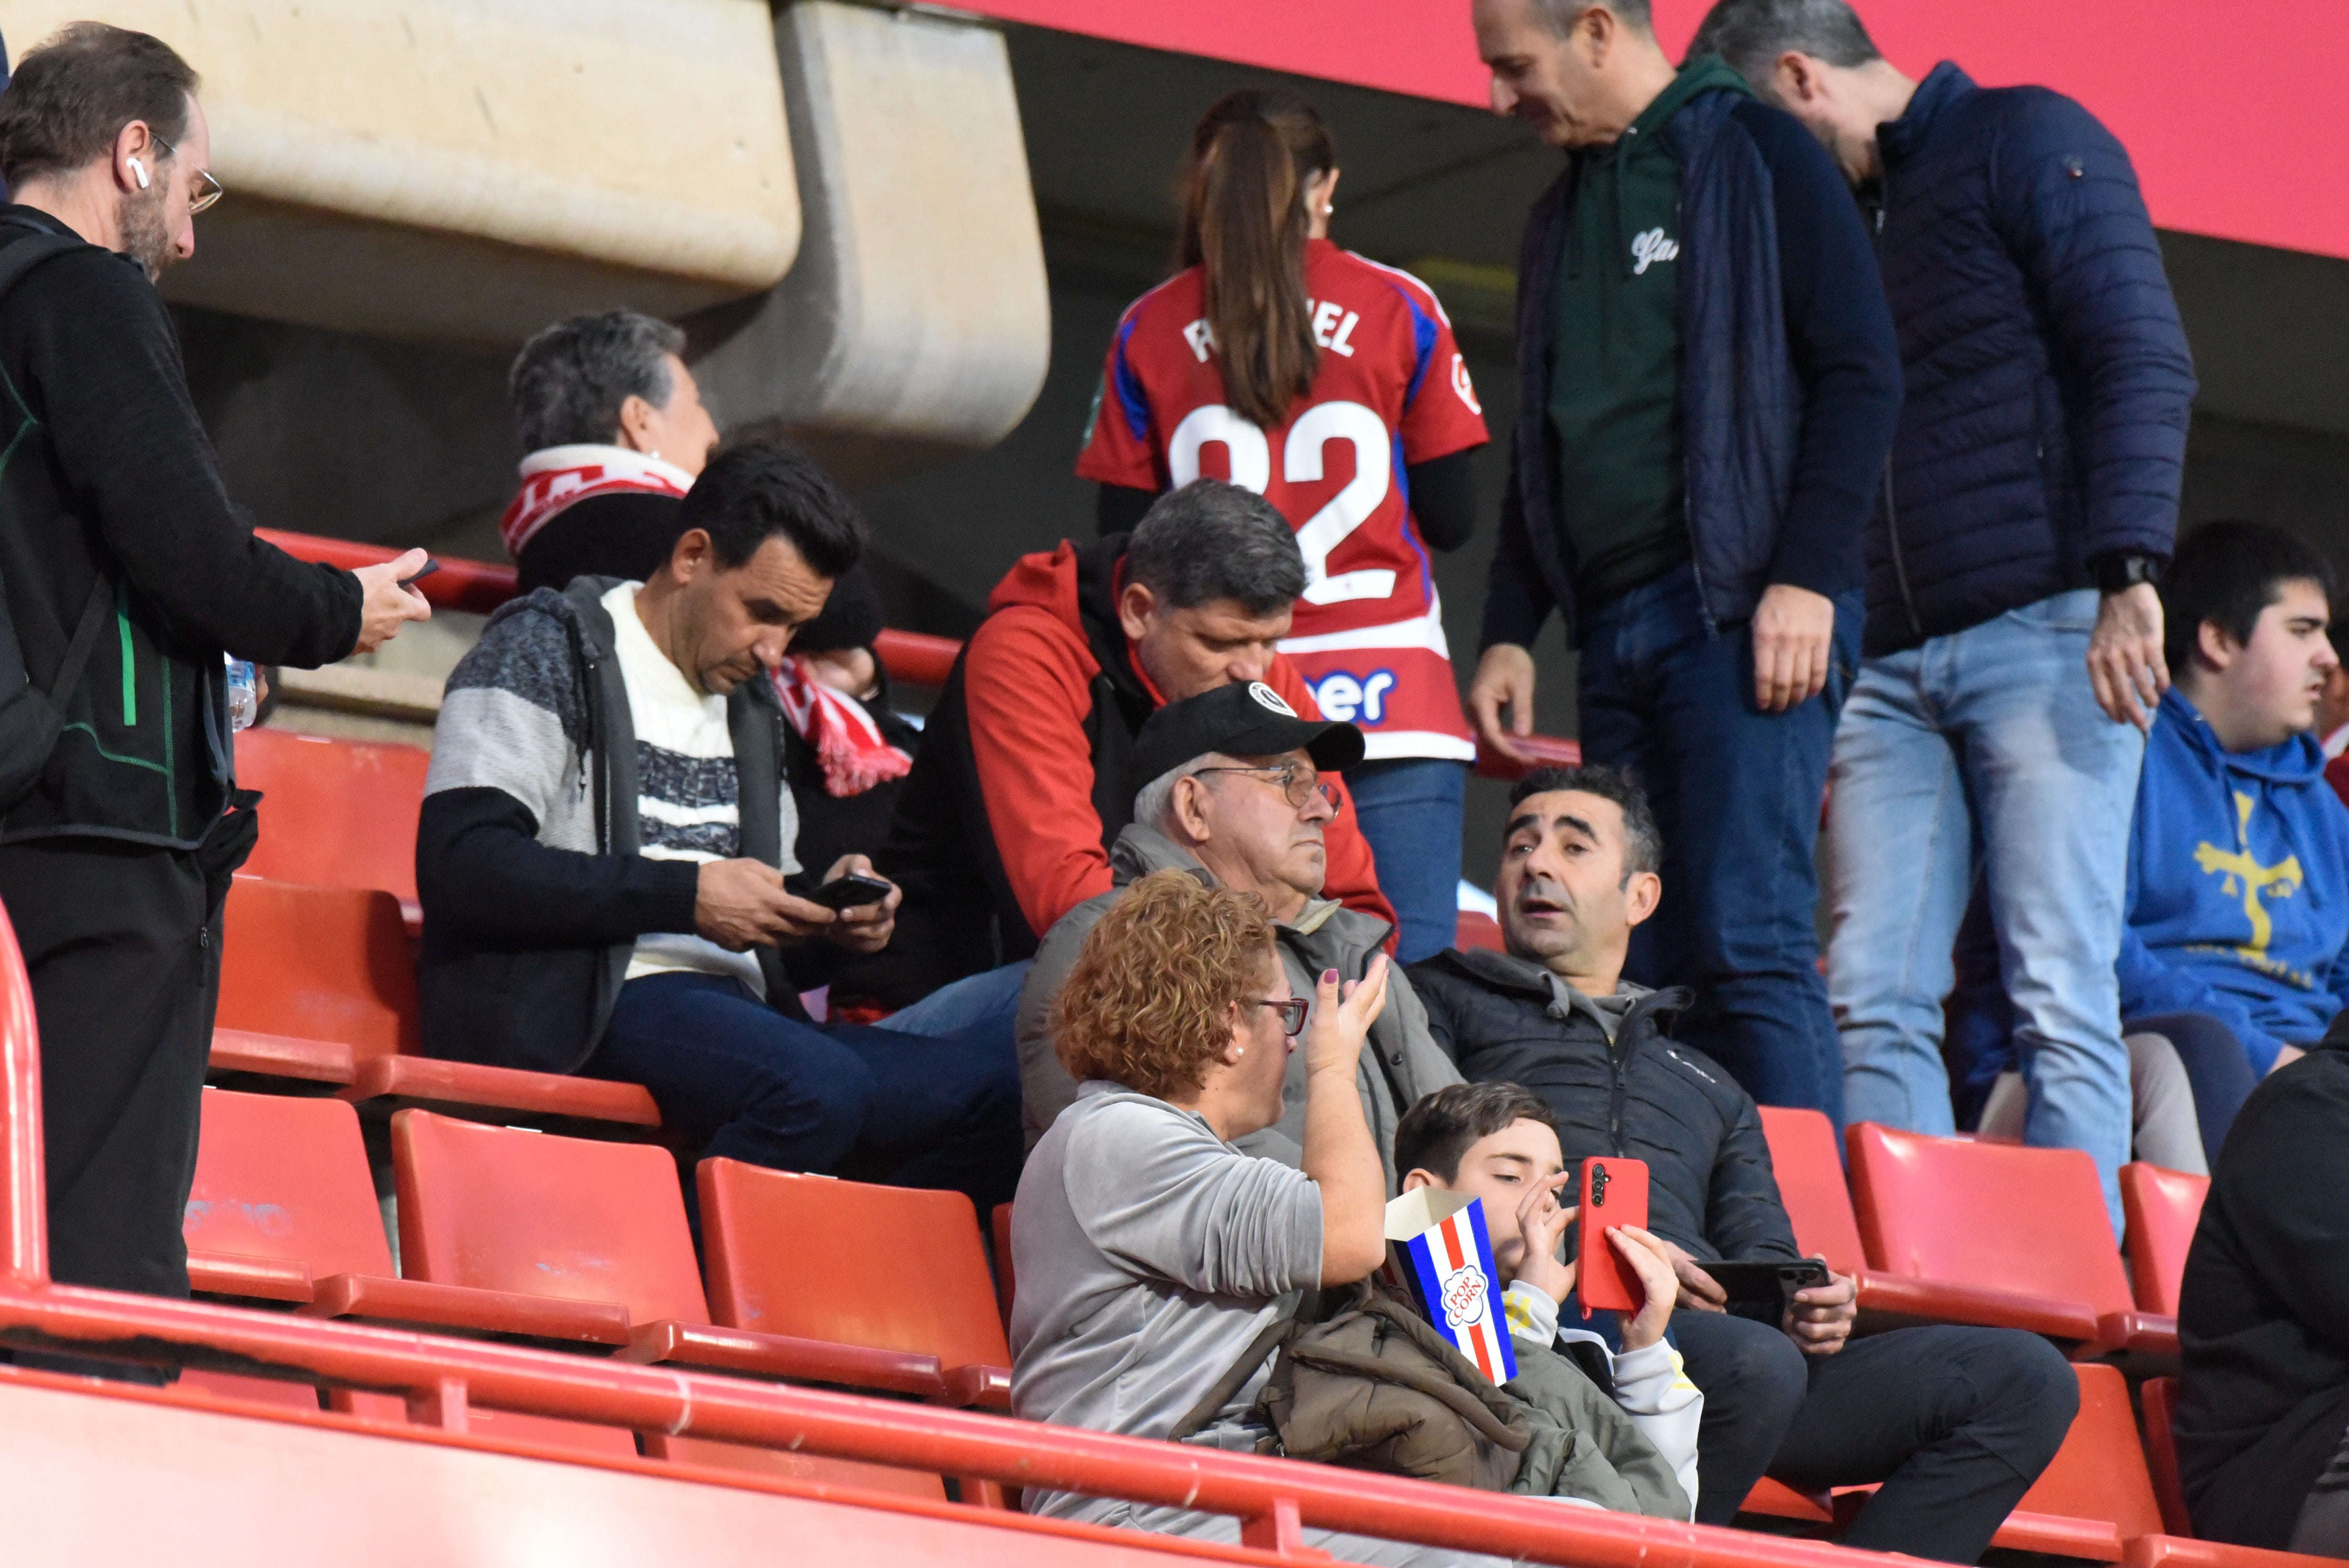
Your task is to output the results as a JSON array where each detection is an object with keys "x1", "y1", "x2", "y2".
[
  {"x1": 1575, "y1": 1155, "x2": 1651, "y2": 1316},
  {"x1": 399, "y1": 558, "x2": 442, "y2": 589},
  {"x1": 1696, "y1": 1258, "x2": 1832, "y2": 1307},
  {"x1": 808, "y1": 871, "x2": 893, "y2": 911}
]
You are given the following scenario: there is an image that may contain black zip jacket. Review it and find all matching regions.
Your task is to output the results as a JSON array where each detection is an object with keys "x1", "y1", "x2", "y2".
[
  {"x1": 2176, "y1": 1044, "x2": 2349, "y2": 1549},
  {"x1": 1409, "y1": 946, "x2": 1801, "y2": 1267},
  {"x1": 0, "y1": 208, "x2": 360, "y2": 849}
]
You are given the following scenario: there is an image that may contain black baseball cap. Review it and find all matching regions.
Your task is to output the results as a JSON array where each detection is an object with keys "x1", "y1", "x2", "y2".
[{"x1": 1133, "y1": 681, "x2": 1365, "y2": 785}]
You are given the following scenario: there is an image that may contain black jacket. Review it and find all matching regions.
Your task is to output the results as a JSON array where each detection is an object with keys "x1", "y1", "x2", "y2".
[
  {"x1": 0, "y1": 209, "x2": 359, "y2": 849},
  {"x1": 2176, "y1": 1045, "x2": 2349, "y2": 1550},
  {"x1": 1865, "y1": 63, "x2": 2194, "y2": 656},
  {"x1": 1409, "y1": 947, "x2": 1800, "y2": 1266},
  {"x1": 1485, "y1": 88, "x2": 1900, "y2": 649}
]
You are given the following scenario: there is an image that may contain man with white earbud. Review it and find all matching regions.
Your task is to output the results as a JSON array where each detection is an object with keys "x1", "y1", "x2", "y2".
[{"x1": 0, "y1": 22, "x2": 432, "y2": 1325}]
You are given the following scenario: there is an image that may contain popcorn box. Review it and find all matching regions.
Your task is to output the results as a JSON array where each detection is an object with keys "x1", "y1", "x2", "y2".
[{"x1": 1383, "y1": 1187, "x2": 1517, "y2": 1386}]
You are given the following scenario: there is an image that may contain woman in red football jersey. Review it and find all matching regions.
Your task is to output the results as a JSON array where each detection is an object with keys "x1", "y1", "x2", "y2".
[{"x1": 1076, "y1": 88, "x2": 1490, "y2": 962}]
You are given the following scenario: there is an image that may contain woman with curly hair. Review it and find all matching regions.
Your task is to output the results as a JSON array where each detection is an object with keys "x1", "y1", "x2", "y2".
[{"x1": 1007, "y1": 870, "x2": 1503, "y2": 1566}]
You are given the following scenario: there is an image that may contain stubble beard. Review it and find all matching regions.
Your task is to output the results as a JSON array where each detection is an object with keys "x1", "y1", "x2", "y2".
[{"x1": 118, "y1": 183, "x2": 174, "y2": 281}]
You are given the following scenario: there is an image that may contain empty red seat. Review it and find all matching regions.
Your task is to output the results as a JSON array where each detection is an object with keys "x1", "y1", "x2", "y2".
[
  {"x1": 1454, "y1": 909, "x2": 1506, "y2": 954},
  {"x1": 213, "y1": 875, "x2": 657, "y2": 1127},
  {"x1": 700, "y1": 1159, "x2": 1012, "y2": 1410},
  {"x1": 184, "y1": 1087, "x2": 392, "y2": 1303},
  {"x1": 235, "y1": 727, "x2": 429, "y2": 927},
  {"x1": 1847, "y1": 1122, "x2": 2172, "y2": 1356},
  {"x1": 1755, "y1": 1107, "x2": 1867, "y2": 1276},
  {"x1": 2121, "y1": 1163, "x2": 2210, "y2": 1317}
]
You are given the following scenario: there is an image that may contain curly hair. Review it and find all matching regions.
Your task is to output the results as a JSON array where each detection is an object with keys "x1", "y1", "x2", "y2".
[{"x1": 1052, "y1": 869, "x2": 1278, "y2": 1101}]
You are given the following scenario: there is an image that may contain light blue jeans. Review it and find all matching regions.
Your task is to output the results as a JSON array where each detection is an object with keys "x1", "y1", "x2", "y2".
[
  {"x1": 875, "y1": 959, "x2": 1031, "y2": 1040},
  {"x1": 1826, "y1": 591, "x2": 2145, "y2": 1233}
]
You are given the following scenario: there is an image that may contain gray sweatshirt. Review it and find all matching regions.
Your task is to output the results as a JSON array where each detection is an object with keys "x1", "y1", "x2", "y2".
[{"x1": 1009, "y1": 1081, "x2": 1322, "y2": 1526}]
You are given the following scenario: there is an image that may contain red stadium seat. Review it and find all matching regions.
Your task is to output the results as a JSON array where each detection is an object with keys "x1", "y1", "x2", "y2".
[
  {"x1": 235, "y1": 727, "x2": 430, "y2": 929},
  {"x1": 2143, "y1": 1377, "x2": 2194, "y2": 1537},
  {"x1": 1755, "y1": 1107, "x2": 1867, "y2": 1276},
  {"x1": 990, "y1": 1202, "x2": 1015, "y2": 1333},
  {"x1": 1455, "y1": 909, "x2": 1507, "y2": 954},
  {"x1": 389, "y1": 1112, "x2": 968, "y2": 1400},
  {"x1": 1990, "y1": 1363, "x2": 2165, "y2": 1559},
  {"x1": 213, "y1": 875, "x2": 658, "y2": 1128},
  {"x1": 644, "y1": 1435, "x2": 949, "y2": 1501},
  {"x1": 1847, "y1": 1123, "x2": 2173, "y2": 1357},
  {"x1": 184, "y1": 1087, "x2": 393, "y2": 1304},
  {"x1": 699, "y1": 1159, "x2": 1013, "y2": 1411},
  {"x1": 2121, "y1": 1164, "x2": 2209, "y2": 1317}
]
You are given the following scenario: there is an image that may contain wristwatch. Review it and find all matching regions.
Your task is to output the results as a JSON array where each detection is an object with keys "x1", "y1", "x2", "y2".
[{"x1": 2092, "y1": 552, "x2": 2164, "y2": 594}]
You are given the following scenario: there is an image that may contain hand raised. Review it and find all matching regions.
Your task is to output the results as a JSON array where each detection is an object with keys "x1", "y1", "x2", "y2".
[{"x1": 1302, "y1": 956, "x2": 1390, "y2": 1078}]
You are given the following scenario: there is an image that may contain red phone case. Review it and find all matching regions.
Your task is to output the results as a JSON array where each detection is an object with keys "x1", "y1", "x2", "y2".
[{"x1": 1575, "y1": 1156, "x2": 1651, "y2": 1316}]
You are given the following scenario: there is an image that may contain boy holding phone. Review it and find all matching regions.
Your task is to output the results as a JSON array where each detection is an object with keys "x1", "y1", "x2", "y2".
[{"x1": 1397, "y1": 1081, "x2": 1703, "y2": 1516}]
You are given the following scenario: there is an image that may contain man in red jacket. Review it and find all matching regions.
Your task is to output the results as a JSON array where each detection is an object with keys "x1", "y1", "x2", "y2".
[{"x1": 855, "y1": 479, "x2": 1395, "y2": 1022}]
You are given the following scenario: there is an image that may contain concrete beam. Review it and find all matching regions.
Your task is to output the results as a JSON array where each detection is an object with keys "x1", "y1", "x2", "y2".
[
  {"x1": 10, "y1": 1, "x2": 801, "y2": 344},
  {"x1": 690, "y1": 1, "x2": 1050, "y2": 477}
]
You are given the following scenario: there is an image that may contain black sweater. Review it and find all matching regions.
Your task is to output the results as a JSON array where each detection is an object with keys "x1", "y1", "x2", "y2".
[
  {"x1": 2176, "y1": 1045, "x2": 2349, "y2": 1548},
  {"x1": 0, "y1": 209, "x2": 359, "y2": 848}
]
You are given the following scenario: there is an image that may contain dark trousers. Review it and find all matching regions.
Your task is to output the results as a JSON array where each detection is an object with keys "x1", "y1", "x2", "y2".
[
  {"x1": 587, "y1": 971, "x2": 1024, "y2": 1215},
  {"x1": 1579, "y1": 566, "x2": 1860, "y2": 1118},
  {"x1": 2125, "y1": 1011, "x2": 2260, "y2": 1167},
  {"x1": 1672, "y1": 1310, "x2": 2078, "y2": 1562},
  {"x1": 0, "y1": 837, "x2": 229, "y2": 1298}
]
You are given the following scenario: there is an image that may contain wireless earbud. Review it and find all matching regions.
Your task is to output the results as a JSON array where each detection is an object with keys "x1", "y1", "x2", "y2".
[{"x1": 127, "y1": 157, "x2": 149, "y2": 189}]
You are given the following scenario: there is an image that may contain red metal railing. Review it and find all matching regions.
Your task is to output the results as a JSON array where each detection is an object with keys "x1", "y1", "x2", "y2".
[
  {"x1": 0, "y1": 886, "x2": 1896, "y2": 1566},
  {"x1": 254, "y1": 530, "x2": 1575, "y2": 773}
]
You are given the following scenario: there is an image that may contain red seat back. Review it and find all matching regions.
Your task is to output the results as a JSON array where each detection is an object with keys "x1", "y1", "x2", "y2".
[
  {"x1": 2140, "y1": 1376, "x2": 2195, "y2": 1536},
  {"x1": 217, "y1": 876, "x2": 419, "y2": 1064},
  {"x1": 1847, "y1": 1122, "x2": 2134, "y2": 1315},
  {"x1": 1454, "y1": 910, "x2": 1507, "y2": 954},
  {"x1": 644, "y1": 1434, "x2": 947, "y2": 1500},
  {"x1": 236, "y1": 728, "x2": 429, "y2": 910},
  {"x1": 1755, "y1": 1107, "x2": 1867, "y2": 1276},
  {"x1": 185, "y1": 1087, "x2": 394, "y2": 1279},
  {"x1": 2120, "y1": 1162, "x2": 2209, "y2": 1316},
  {"x1": 2011, "y1": 1363, "x2": 2166, "y2": 1541},
  {"x1": 393, "y1": 1110, "x2": 707, "y2": 1326},
  {"x1": 699, "y1": 1159, "x2": 1009, "y2": 1368}
]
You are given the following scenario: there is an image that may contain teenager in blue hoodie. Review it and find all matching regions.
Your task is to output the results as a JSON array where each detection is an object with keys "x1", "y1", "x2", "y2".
[{"x1": 2122, "y1": 522, "x2": 2349, "y2": 1160}]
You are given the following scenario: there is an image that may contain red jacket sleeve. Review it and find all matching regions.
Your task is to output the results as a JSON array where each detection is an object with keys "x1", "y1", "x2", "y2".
[
  {"x1": 962, "y1": 606, "x2": 1120, "y2": 939},
  {"x1": 1268, "y1": 656, "x2": 1400, "y2": 944}
]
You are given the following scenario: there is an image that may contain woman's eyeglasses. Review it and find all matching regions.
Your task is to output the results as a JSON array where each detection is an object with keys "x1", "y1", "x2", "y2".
[{"x1": 1251, "y1": 996, "x2": 1308, "y2": 1037}]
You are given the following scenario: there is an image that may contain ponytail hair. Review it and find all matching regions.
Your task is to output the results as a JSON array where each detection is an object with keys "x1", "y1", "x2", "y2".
[{"x1": 1176, "y1": 88, "x2": 1337, "y2": 432}]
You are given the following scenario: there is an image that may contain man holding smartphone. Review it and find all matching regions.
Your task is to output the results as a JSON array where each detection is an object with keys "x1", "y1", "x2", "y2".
[
  {"x1": 1411, "y1": 766, "x2": 2076, "y2": 1562},
  {"x1": 414, "y1": 441, "x2": 1021, "y2": 1216}
]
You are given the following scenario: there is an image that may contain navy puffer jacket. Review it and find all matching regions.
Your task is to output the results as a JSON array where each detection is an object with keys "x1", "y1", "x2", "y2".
[{"x1": 1866, "y1": 63, "x2": 2196, "y2": 658}]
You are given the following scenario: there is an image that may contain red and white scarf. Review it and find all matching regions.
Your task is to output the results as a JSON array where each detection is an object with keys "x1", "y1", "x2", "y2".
[
  {"x1": 771, "y1": 657, "x2": 913, "y2": 798},
  {"x1": 499, "y1": 444, "x2": 697, "y2": 560}
]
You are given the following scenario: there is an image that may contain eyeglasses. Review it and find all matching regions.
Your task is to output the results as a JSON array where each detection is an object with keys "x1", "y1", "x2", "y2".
[
  {"x1": 150, "y1": 134, "x2": 223, "y2": 215},
  {"x1": 1251, "y1": 997, "x2": 1308, "y2": 1037},
  {"x1": 1194, "y1": 763, "x2": 1341, "y2": 813}
]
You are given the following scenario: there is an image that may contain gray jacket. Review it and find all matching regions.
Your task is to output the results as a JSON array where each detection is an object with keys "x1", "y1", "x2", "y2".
[{"x1": 1016, "y1": 823, "x2": 1461, "y2": 1191}]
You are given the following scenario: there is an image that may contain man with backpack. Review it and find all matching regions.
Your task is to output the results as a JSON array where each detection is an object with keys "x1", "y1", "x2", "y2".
[{"x1": 0, "y1": 24, "x2": 429, "y2": 1304}]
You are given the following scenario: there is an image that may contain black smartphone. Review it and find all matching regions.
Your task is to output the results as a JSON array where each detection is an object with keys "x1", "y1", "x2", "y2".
[
  {"x1": 808, "y1": 872, "x2": 893, "y2": 911},
  {"x1": 1697, "y1": 1258, "x2": 1832, "y2": 1306},
  {"x1": 399, "y1": 558, "x2": 442, "y2": 588}
]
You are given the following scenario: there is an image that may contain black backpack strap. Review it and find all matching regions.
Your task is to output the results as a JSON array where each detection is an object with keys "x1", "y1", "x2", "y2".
[
  {"x1": 0, "y1": 230, "x2": 83, "y2": 303},
  {"x1": 45, "y1": 577, "x2": 112, "y2": 709}
]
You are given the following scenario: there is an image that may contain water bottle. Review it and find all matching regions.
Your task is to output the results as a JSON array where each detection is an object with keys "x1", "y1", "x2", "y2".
[{"x1": 224, "y1": 655, "x2": 259, "y2": 732}]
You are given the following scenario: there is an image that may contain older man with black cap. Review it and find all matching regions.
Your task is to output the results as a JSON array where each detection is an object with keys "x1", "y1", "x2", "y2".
[{"x1": 1017, "y1": 680, "x2": 1460, "y2": 1189}]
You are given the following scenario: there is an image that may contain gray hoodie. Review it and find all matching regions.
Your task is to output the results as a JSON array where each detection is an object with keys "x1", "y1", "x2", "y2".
[{"x1": 1016, "y1": 822, "x2": 1462, "y2": 1192}]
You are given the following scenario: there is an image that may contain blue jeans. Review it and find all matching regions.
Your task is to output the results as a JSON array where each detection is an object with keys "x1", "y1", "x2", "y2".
[
  {"x1": 875, "y1": 958, "x2": 1031, "y2": 1040},
  {"x1": 588, "y1": 972, "x2": 1024, "y2": 1214},
  {"x1": 1578, "y1": 565, "x2": 1859, "y2": 1118},
  {"x1": 1828, "y1": 591, "x2": 2144, "y2": 1233},
  {"x1": 1344, "y1": 758, "x2": 1470, "y2": 964}
]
